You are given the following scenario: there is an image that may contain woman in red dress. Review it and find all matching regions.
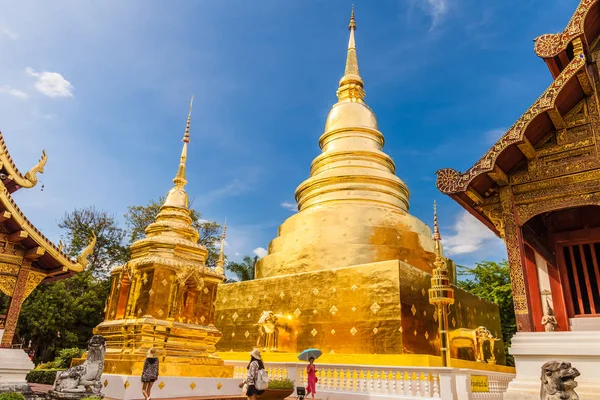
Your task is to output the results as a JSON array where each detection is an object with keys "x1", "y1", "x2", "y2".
[{"x1": 306, "y1": 357, "x2": 317, "y2": 399}]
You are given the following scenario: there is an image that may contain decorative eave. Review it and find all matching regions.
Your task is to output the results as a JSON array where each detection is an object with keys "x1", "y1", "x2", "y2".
[
  {"x1": 0, "y1": 132, "x2": 47, "y2": 193},
  {"x1": 0, "y1": 186, "x2": 93, "y2": 276},
  {"x1": 436, "y1": 48, "x2": 591, "y2": 235},
  {"x1": 534, "y1": 0, "x2": 600, "y2": 78}
]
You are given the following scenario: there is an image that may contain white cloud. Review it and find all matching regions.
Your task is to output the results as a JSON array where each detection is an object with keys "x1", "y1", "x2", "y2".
[
  {"x1": 253, "y1": 247, "x2": 268, "y2": 258},
  {"x1": 280, "y1": 201, "x2": 297, "y2": 212},
  {"x1": 0, "y1": 86, "x2": 28, "y2": 99},
  {"x1": 419, "y1": 0, "x2": 449, "y2": 30},
  {"x1": 1, "y1": 26, "x2": 18, "y2": 40},
  {"x1": 484, "y1": 128, "x2": 506, "y2": 146},
  {"x1": 443, "y1": 210, "x2": 501, "y2": 255},
  {"x1": 25, "y1": 67, "x2": 74, "y2": 98}
]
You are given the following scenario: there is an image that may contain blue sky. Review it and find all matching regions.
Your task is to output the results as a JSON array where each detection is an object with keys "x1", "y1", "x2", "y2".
[{"x1": 0, "y1": 0, "x2": 579, "y2": 268}]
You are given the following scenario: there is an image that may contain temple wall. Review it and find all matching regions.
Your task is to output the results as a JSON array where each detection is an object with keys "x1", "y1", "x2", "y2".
[{"x1": 215, "y1": 259, "x2": 504, "y2": 364}]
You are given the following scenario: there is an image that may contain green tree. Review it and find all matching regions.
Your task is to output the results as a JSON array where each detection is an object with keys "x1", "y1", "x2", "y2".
[
  {"x1": 457, "y1": 260, "x2": 516, "y2": 365},
  {"x1": 18, "y1": 207, "x2": 124, "y2": 362},
  {"x1": 227, "y1": 255, "x2": 258, "y2": 282},
  {"x1": 124, "y1": 197, "x2": 222, "y2": 267},
  {"x1": 58, "y1": 206, "x2": 128, "y2": 275}
]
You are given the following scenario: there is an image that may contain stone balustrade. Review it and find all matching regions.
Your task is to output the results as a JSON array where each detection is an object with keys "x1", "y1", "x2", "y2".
[{"x1": 227, "y1": 360, "x2": 514, "y2": 400}]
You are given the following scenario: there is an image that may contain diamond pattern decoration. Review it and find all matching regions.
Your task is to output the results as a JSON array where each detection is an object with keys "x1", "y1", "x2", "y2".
[
  {"x1": 425, "y1": 331, "x2": 429, "y2": 340},
  {"x1": 248, "y1": 295, "x2": 254, "y2": 301},
  {"x1": 124, "y1": 381, "x2": 130, "y2": 389},
  {"x1": 190, "y1": 382, "x2": 196, "y2": 390},
  {"x1": 295, "y1": 291, "x2": 301, "y2": 297},
  {"x1": 294, "y1": 308, "x2": 302, "y2": 317},
  {"x1": 244, "y1": 331, "x2": 250, "y2": 338},
  {"x1": 247, "y1": 313, "x2": 251, "y2": 319},
  {"x1": 161, "y1": 279, "x2": 168, "y2": 287},
  {"x1": 411, "y1": 305, "x2": 417, "y2": 316},
  {"x1": 351, "y1": 306, "x2": 357, "y2": 312},
  {"x1": 329, "y1": 305, "x2": 338, "y2": 315},
  {"x1": 433, "y1": 312, "x2": 438, "y2": 322},
  {"x1": 458, "y1": 302, "x2": 462, "y2": 310},
  {"x1": 312, "y1": 288, "x2": 319, "y2": 295},
  {"x1": 423, "y1": 311, "x2": 427, "y2": 317},
  {"x1": 232, "y1": 312, "x2": 239, "y2": 321},
  {"x1": 203, "y1": 287, "x2": 209, "y2": 294},
  {"x1": 200, "y1": 316, "x2": 206, "y2": 323},
  {"x1": 148, "y1": 289, "x2": 154, "y2": 296},
  {"x1": 350, "y1": 327, "x2": 358, "y2": 336},
  {"x1": 414, "y1": 330, "x2": 417, "y2": 336},
  {"x1": 312, "y1": 309, "x2": 318, "y2": 315},
  {"x1": 452, "y1": 317, "x2": 456, "y2": 328},
  {"x1": 222, "y1": 298, "x2": 227, "y2": 304},
  {"x1": 421, "y1": 288, "x2": 426, "y2": 296},
  {"x1": 399, "y1": 327, "x2": 403, "y2": 333},
  {"x1": 311, "y1": 329, "x2": 318, "y2": 337},
  {"x1": 331, "y1": 329, "x2": 336, "y2": 335},
  {"x1": 330, "y1": 349, "x2": 336, "y2": 354},
  {"x1": 217, "y1": 383, "x2": 223, "y2": 390},
  {"x1": 373, "y1": 327, "x2": 378, "y2": 334},
  {"x1": 351, "y1": 284, "x2": 358, "y2": 291},
  {"x1": 157, "y1": 309, "x2": 164, "y2": 317},
  {"x1": 231, "y1": 332, "x2": 236, "y2": 337},
  {"x1": 158, "y1": 381, "x2": 165, "y2": 390},
  {"x1": 137, "y1": 308, "x2": 142, "y2": 315},
  {"x1": 279, "y1": 292, "x2": 285, "y2": 299},
  {"x1": 332, "y1": 288, "x2": 337, "y2": 293},
  {"x1": 221, "y1": 315, "x2": 225, "y2": 320},
  {"x1": 370, "y1": 302, "x2": 381, "y2": 313},
  {"x1": 103, "y1": 380, "x2": 108, "y2": 388},
  {"x1": 142, "y1": 273, "x2": 148, "y2": 284}
]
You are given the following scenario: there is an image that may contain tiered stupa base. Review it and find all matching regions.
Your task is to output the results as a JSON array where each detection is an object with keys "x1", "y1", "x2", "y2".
[{"x1": 215, "y1": 259, "x2": 506, "y2": 367}]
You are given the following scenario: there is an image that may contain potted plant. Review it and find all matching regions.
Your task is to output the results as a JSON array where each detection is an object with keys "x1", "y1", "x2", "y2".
[{"x1": 260, "y1": 378, "x2": 295, "y2": 400}]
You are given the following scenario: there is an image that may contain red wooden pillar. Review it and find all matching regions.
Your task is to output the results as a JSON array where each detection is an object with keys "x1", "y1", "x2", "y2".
[
  {"x1": 523, "y1": 245, "x2": 544, "y2": 331},
  {"x1": 1, "y1": 266, "x2": 30, "y2": 348}
]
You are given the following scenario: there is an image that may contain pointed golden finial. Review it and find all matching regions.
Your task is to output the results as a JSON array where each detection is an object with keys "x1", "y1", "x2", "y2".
[
  {"x1": 337, "y1": 6, "x2": 365, "y2": 102},
  {"x1": 215, "y1": 219, "x2": 227, "y2": 274},
  {"x1": 349, "y1": 5, "x2": 356, "y2": 30},
  {"x1": 173, "y1": 95, "x2": 194, "y2": 188},
  {"x1": 432, "y1": 201, "x2": 446, "y2": 268}
]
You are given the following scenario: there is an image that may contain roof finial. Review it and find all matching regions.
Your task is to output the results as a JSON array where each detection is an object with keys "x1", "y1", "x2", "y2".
[
  {"x1": 337, "y1": 6, "x2": 365, "y2": 102},
  {"x1": 173, "y1": 95, "x2": 194, "y2": 188}
]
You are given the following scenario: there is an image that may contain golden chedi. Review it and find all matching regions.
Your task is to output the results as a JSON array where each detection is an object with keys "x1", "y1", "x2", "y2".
[
  {"x1": 215, "y1": 10, "x2": 507, "y2": 368},
  {"x1": 94, "y1": 98, "x2": 232, "y2": 378}
]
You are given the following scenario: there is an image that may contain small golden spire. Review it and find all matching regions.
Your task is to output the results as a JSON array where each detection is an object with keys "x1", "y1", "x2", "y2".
[
  {"x1": 337, "y1": 6, "x2": 365, "y2": 102},
  {"x1": 216, "y1": 219, "x2": 227, "y2": 274},
  {"x1": 173, "y1": 95, "x2": 194, "y2": 188},
  {"x1": 432, "y1": 201, "x2": 445, "y2": 269}
]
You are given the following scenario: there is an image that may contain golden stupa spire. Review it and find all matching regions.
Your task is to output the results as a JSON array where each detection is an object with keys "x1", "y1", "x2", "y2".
[
  {"x1": 337, "y1": 5, "x2": 366, "y2": 102},
  {"x1": 217, "y1": 220, "x2": 227, "y2": 267},
  {"x1": 432, "y1": 201, "x2": 446, "y2": 269},
  {"x1": 163, "y1": 96, "x2": 194, "y2": 209}
]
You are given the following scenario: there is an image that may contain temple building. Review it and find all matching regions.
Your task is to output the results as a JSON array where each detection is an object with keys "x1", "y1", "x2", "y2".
[
  {"x1": 0, "y1": 132, "x2": 95, "y2": 391},
  {"x1": 436, "y1": 0, "x2": 600, "y2": 397},
  {"x1": 93, "y1": 98, "x2": 233, "y2": 391},
  {"x1": 215, "y1": 10, "x2": 509, "y2": 370}
]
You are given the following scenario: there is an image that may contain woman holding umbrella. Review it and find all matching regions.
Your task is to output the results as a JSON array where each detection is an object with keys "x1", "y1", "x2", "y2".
[{"x1": 298, "y1": 349, "x2": 321, "y2": 399}]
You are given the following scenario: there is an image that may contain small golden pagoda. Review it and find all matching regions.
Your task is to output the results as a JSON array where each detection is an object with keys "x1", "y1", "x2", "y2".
[
  {"x1": 215, "y1": 10, "x2": 508, "y2": 369},
  {"x1": 94, "y1": 98, "x2": 232, "y2": 378}
]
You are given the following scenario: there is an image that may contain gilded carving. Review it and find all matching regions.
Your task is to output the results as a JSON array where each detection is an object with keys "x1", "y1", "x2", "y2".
[
  {"x1": 23, "y1": 270, "x2": 46, "y2": 300},
  {"x1": 0, "y1": 276, "x2": 16, "y2": 297},
  {"x1": 533, "y1": 0, "x2": 594, "y2": 58},
  {"x1": 0, "y1": 263, "x2": 20, "y2": 275},
  {"x1": 1, "y1": 266, "x2": 30, "y2": 348},
  {"x1": 436, "y1": 54, "x2": 587, "y2": 194},
  {"x1": 499, "y1": 187, "x2": 529, "y2": 319}
]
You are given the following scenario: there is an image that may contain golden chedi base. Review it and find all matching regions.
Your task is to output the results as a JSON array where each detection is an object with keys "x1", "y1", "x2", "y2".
[
  {"x1": 88, "y1": 317, "x2": 233, "y2": 378},
  {"x1": 215, "y1": 259, "x2": 506, "y2": 365}
]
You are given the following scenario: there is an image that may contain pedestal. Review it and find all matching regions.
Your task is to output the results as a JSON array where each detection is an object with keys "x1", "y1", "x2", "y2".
[
  {"x1": 101, "y1": 374, "x2": 242, "y2": 400},
  {"x1": 504, "y1": 331, "x2": 600, "y2": 399},
  {"x1": 0, "y1": 348, "x2": 34, "y2": 394}
]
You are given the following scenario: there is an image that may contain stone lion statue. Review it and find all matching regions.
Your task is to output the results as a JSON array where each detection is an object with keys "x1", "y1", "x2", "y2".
[
  {"x1": 540, "y1": 360, "x2": 580, "y2": 400},
  {"x1": 53, "y1": 335, "x2": 106, "y2": 395}
]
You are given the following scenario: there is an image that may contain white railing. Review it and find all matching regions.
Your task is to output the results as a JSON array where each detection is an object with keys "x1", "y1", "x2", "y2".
[{"x1": 227, "y1": 361, "x2": 515, "y2": 400}]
